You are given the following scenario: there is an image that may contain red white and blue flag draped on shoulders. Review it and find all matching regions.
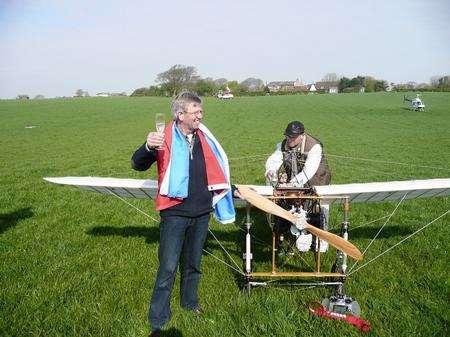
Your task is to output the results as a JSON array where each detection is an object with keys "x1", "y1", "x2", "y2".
[{"x1": 156, "y1": 120, "x2": 236, "y2": 224}]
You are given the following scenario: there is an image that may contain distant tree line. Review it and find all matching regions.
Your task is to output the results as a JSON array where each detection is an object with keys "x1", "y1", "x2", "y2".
[
  {"x1": 338, "y1": 76, "x2": 388, "y2": 93},
  {"x1": 75, "y1": 89, "x2": 90, "y2": 97},
  {"x1": 393, "y1": 75, "x2": 450, "y2": 92},
  {"x1": 131, "y1": 65, "x2": 266, "y2": 97},
  {"x1": 131, "y1": 66, "x2": 404, "y2": 97},
  {"x1": 18, "y1": 67, "x2": 449, "y2": 99}
]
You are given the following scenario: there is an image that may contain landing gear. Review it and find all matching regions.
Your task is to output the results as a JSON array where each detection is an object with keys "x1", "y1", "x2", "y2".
[{"x1": 244, "y1": 276, "x2": 252, "y2": 294}]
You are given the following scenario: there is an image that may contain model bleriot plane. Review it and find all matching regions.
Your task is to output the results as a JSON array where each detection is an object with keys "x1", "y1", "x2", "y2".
[{"x1": 44, "y1": 176, "x2": 450, "y2": 316}]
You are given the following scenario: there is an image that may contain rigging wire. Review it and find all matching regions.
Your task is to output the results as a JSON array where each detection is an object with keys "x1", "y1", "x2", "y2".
[
  {"x1": 227, "y1": 152, "x2": 450, "y2": 172},
  {"x1": 202, "y1": 249, "x2": 245, "y2": 276},
  {"x1": 326, "y1": 153, "x2": 450, "y2": 172},
  {"x1": 328, "y1": 214, "x2": 391, "y2": 233},
  {"x1": 278, "y1": 242, "x2": 314, "y2": 271},
  {"x1": 348, "y1": 215, "x2": 391, "y2": 232},
  {"x1": 326, "y1": 157, "x2": 415, "y2": 180},
  {"x1": 207, "y1": 228, "x2": 243, "y2": 273},
  {"x1": 347, "y1": 191, "x2": 409, "y2": 274},
  {"x1": 107, "y1": 152, "x2": 448, "y2": 281},
  {"x1": 107, "y1": 189, "x2": 160, "y2": 223},
  {"x1": 347, "y1": 209, "x2": 449, "y2": 277},
  {"x1": 228, "y1": 154, "x2": 269, "y2": 161},
  {"x1": 234, "y1": 224, "x2": 272, "y2": 247},
  {"x1": 107, "y1": 188, "x2": 245, "y2": 276}
]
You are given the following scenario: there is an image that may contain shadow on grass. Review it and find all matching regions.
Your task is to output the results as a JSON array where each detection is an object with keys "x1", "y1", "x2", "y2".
[
  {"x1": 157, "y1": 328, "x2": 183, "y2": 337},
  {"x1": 0, "y1": 207, "x2": 33, "y2": 234},
  {"x1": 87, "y1": 225, "x2": 160, "y2": 244},
  {"x1": 87, "y1": 223, "x2": 249, "y2": 252},
  {"x1": 208, "y1": 207, "x2": 274, "y2": 261},
  {"x1": 227, "y1": 208, "x2": 326, "y2": 289},
  {"x1": 86, "y1": 210, "x2": 260, "y2": 252},
  {"x1": 87, "y1": 208, "x2": 330, "y2": 290},
  {"x1": 349, "y1": 224, "x2": 413, "y2": 239}
]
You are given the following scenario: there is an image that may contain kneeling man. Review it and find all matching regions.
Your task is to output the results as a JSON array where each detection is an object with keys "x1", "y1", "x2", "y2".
[{"x1": 265, "y1": 121, "x2": 331, "y2": 252}]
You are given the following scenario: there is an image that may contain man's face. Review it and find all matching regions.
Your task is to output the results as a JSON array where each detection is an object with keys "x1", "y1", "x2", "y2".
[
  {"x1": 286, "y1": 134, "x2": 304, "y2": 148},
  {"x1": 178, "y1": 101, "x2": 204, "y2": 131}
]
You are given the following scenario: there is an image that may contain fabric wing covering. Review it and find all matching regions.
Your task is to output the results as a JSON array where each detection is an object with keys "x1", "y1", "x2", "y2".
[{"x1": 44, "y1": 177, "x2": 450, "y2": 205}]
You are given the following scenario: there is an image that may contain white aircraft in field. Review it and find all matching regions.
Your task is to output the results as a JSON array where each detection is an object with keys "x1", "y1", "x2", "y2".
[
  {"x1": 404, "y1": 94, "x2": 425, "y2": 111},
  {"x1": 217, "y1": 85, "x2": 234, "y2": 99},
  {"x1": 44, "y1": 176, "x2": 449, "y2": 316},
  {"x1": 217, "y1": 92, "x2": 234, "y2": 99}
]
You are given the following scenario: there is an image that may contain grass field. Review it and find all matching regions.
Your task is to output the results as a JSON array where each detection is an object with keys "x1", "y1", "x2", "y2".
[{"x1": 1, "y1": 92, "x2": 449, "y2": 337}]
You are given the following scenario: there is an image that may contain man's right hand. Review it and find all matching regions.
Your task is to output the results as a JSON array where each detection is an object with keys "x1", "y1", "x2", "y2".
[
  {"x1": 265, "y1": 170, "x2": 277, "y2": 183},
  {"x1": 146, "y1": 132, "x2": 165, "y2": 149}
]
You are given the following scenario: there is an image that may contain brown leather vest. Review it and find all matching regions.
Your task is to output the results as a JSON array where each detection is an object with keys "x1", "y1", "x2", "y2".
[{"x1": 280, "y1": 133, "x2": 331, "y2": 186}]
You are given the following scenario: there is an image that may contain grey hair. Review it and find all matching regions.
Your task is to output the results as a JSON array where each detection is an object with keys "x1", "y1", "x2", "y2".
[{"x1": 170, "y1": 90, "x2": 202, "y2": 120}]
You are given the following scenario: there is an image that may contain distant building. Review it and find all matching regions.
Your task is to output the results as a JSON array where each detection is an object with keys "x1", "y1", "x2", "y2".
[
  {"x1": 315, "y1": 81, "x2": 339, "y2": 94},
  {"x1": 96, "y1": 92, "x2": 127, "y2": 97},
  {"x1": 267, "y1": 78, "x2": 308, "y2": 93},
  {"x1": 308, "y1": 84, "x2": 317, "y2": 93},
  {"x1": 110, "y1": 92, "x2": 127, "y2": 97},
  {"x1": 266, "y1": 81, "x2": 283, "y2": 92}
]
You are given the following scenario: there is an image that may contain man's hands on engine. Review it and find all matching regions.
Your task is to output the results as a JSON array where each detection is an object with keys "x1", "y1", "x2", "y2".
[
  {"x1": 265, "y1": 170, "x2": 277, "y2": 185},
  {"x1": 266, "y1": 170, "x2": 305, "y2": 188},
  {"x1": 290, "y1": 206, "x2": 307, "y2": 230}
]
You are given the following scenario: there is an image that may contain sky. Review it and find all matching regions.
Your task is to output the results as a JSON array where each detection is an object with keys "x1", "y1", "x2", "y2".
[{"x1": 1, "y1": 0, "x2": 449, "y2": 98}]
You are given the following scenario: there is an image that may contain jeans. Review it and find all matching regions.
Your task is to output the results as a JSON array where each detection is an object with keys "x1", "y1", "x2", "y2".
[{"x1": 149, "y1": 213, "x2": 210, "y2": 330}]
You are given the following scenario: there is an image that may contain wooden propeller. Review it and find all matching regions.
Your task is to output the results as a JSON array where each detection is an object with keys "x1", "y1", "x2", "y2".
[{"x1": 237, "y1": 185, "x2": 363, "y2": 261}]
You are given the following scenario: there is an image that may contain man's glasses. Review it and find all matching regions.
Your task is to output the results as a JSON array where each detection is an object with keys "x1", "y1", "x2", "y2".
[{"x1": 184, "y1": 110, "x2": 204, "y2": 116}]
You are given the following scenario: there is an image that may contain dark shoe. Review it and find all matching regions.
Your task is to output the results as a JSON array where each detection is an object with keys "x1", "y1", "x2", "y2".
[
  {"x1": 182, "y1": 305, "x2": 204, "y2": 315},
  {"x1": 149, "y1": 329, "x2": 161, "y2": 337}
]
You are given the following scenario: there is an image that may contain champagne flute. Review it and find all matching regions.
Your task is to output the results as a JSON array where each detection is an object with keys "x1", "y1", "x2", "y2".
[
  {"x1": 155, "y1": 113, "x2": 165, "y2": 133},
  {"x1": 155, "y1": 113, "x2": 165, "y2": 150}
]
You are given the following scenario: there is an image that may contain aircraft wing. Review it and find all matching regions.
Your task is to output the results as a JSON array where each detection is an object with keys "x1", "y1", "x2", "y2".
[
  {"x1": 234, "y1": 179, "x2": 450, "y2": 206},
  {"x1": 44, "y1": 177, "x2": 450, "y2": 205},
  {"x1": 315, "y1": 178, "x2": 450, "y2": 204},
  {"x1": 44, "y1": 176, "x2": 159, "y2": 199}
]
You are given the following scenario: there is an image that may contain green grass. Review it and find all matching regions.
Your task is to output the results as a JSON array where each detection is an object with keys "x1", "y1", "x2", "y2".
[{"x1": 1, "y1": 93, "x2": 449, "y2": 337}]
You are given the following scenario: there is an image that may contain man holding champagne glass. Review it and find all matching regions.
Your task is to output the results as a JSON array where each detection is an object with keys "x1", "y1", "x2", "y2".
[
  {"x1": 155, "y1": 113, "x2": 165, "y2": 133},
  {"x1": 131, "y1": 91, "x2": 237, "y2": 336}
]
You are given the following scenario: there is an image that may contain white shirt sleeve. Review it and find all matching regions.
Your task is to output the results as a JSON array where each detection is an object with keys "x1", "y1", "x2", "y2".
[
  {"x1": 265, "y1": 142, "x2": 283, "y2": 175},
  {"x1": 291, "y1": 143, "x2": 322, "y2": 186}
]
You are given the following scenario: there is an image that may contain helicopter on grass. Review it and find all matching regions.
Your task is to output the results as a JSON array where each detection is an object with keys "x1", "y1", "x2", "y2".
[{"x1": 404, "y1": 94, "x2": 425, "y2": 111}]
